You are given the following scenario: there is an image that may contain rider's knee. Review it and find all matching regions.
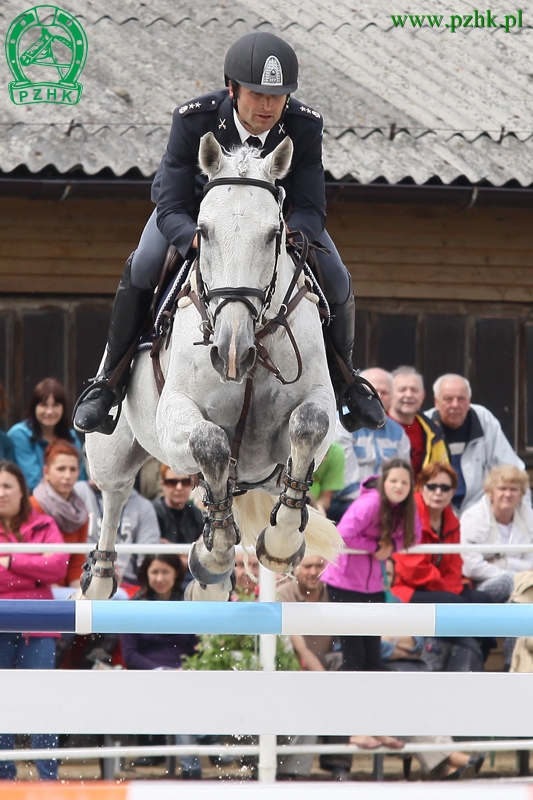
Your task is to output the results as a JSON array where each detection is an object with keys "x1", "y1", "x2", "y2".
[
  {"x1": 315, "y1": 231, "x2": 352, "y2": 306},
  {"x1": 130, "y1": 249, "x2": 166, "y2": 290}
]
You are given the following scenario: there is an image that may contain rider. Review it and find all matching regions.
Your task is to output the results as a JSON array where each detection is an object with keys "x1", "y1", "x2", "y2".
[{"x1": 73, "y1": 32, "x2": 385, "y2": 436}]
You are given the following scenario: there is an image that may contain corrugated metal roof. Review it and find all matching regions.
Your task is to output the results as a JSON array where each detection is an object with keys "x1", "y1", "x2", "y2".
[{"x1": 0, "y1": 0, "x2": 532, "y2": 184}]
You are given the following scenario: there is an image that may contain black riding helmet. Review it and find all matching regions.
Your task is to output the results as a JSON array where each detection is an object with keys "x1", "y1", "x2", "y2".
[{"x1": 224, "y1": 32, "x2": 298, "y2": 95}]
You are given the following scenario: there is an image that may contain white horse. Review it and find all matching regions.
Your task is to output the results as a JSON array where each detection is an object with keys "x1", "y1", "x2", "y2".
[{"x1": 77, "y1": 132, "x2": 341, "y2": 602}]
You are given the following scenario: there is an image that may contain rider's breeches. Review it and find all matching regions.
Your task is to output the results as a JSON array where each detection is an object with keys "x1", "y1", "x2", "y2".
[
  {"x1": 130, "y1": 209, "x2": 353, "y2": 305},
  {"x1": 130, "y1": 210, "x2": 170, "y2": 290}
]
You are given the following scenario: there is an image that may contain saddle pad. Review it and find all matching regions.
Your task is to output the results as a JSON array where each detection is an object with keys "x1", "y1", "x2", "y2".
[
  {"x1": 154, "y1": 258, "x2": 192, "y2": 338},
  {"x1": 302, "y1": 261, "x2": 331, "y2": 325}
]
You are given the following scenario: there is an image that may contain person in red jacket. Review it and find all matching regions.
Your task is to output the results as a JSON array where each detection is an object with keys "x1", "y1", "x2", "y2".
[
  {"x1": 0, "y1": 460, "x2": 68, "y2": 780},
  {"x1": 31, "y1": 439, "x2": 88, "y2": 592},
  {"x1": 392, "y1": 463, "x2": 491, "y2": 604}
]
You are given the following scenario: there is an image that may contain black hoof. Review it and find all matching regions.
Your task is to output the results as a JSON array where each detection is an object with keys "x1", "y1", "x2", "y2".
[
  {"x1": 256, "y1": 529, "x2": 306, "y2": 573},
  {"x1": 189, "y1": 540, "x2": 235, "y2": 585}
]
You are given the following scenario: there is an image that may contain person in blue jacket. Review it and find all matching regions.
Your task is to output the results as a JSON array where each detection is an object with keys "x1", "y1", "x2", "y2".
[{"x1": 8, "y1": 378, "x2": 86, "y2": 491}]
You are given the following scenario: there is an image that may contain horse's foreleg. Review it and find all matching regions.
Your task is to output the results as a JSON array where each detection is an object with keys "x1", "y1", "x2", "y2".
[
  {"x1": 256, "y1": 401, "x2": 329, "y2": 573},
  {"x1": 187, "y1": 420, "x2": 239, "y2": 586},
  {"x1": 77, "y1": 487, "x2": 133, "y2": 600},
  {"x1": 73, "y1": 423, "x2": 149, "y2": 600}
]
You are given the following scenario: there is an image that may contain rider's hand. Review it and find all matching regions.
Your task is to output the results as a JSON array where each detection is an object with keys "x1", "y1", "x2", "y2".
[
  {"x1": 192, "y1": 234, "x2": 198, "y2": 249},
  {"x1": 373, "y1": 541, "x2": 393, "y2": 561}
]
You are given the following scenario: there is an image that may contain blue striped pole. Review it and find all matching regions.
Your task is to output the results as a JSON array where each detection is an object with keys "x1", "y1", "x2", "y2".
[{"x1": 0, "y1": 601, "x2": 531, "y2": 636}]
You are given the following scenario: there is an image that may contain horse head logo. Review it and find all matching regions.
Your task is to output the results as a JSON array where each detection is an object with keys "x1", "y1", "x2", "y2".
[{"x1": 5, "y1": 5, "x2": 88, "y2": 105}]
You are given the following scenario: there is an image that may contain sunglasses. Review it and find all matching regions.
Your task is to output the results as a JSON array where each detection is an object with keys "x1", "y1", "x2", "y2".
[
  {"x1": 163, "y1": 477, "x2": 192, "y2": 488},
  {"x1": 425, "y1": 483, "x2": 453, "y2": 493}
]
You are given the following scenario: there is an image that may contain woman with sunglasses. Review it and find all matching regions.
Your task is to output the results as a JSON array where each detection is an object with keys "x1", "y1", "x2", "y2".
[
  {"x1": 152, "y1": 465, "x2": 204, "y2": 578},
  {"x1": 392, "y1": 463, "x2": 491, "y2": 604}
]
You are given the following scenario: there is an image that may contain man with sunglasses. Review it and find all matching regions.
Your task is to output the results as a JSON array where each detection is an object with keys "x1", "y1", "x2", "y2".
[{"x1": 152, "y1": 465, "x2": 203, "y2": 576}]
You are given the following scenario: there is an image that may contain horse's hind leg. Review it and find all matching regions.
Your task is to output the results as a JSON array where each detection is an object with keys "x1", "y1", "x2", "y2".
[
  {"x1": 74, "y1": 418, "x2": 149, "y2": 600},
  {"x1": 256, "y1": 402, "x2": 329, "y2": 573},
  {"x1": 188, "y1": 420, "x2": 238, "y2": 586}
]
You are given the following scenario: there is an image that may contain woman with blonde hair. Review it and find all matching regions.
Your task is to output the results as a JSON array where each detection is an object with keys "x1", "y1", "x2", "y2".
[{"x1": 460, "y1": 465, "x2": 533, "y2": 603}]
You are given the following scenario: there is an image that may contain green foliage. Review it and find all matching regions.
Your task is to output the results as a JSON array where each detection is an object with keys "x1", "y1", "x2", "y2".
[{"x1": 181, "y1": 633, "x2": 300, "y2": 672}]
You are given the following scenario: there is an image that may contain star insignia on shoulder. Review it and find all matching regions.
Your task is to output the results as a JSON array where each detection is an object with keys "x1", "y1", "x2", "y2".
[
  {"x1": 299, "y1": 104, "x2": 321, "y2": 120},
  {"x1": 195, "y1": 102, "x2": 201, "y2": 108}
]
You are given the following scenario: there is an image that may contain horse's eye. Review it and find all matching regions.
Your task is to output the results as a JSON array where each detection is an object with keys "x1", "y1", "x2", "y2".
[
  {"x1": 266, "y1": 228, "x2": 279, "y2": 244},
  {"x1": 198, "y1": 225, "x2": 209, "y2": 242}
]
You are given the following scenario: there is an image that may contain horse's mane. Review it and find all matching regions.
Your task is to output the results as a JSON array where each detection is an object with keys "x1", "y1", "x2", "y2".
[{"x1": 231, "y1": 143, "x2": 263, "y2": 178}]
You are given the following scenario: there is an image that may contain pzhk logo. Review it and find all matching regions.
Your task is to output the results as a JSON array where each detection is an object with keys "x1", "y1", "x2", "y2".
[{"x1": 5, "y1": 5, "x2": 88, "y2": 105}]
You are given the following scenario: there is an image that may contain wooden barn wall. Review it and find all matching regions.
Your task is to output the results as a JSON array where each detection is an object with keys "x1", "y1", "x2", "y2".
[
  {"x1": 0, "y1": 196, "x2": 531, "y2": 455},
  {"x1": 0, "y1": 197, "x2": 532, "y2": 300},
  {"x1": 327, "y1": 201, "x2": 533, "y2": 304},
  {"x1": 0, "y1": 197, "x2": 152, "y2": 295}
]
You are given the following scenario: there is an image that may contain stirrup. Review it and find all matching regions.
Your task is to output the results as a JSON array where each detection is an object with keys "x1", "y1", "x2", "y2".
[{"x1": 72, "y1": 379, "x2": 123, "y2": 436}]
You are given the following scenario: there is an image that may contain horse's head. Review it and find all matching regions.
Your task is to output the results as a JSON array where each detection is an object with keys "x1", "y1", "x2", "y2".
[{"x1": 197, "y1": 132, "x2": 293, "y2": 383}]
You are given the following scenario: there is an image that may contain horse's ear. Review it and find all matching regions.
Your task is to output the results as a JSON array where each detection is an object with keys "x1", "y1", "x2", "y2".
[
  {"x1": 262, "y1": 136, "x2": 293, "y2": 182},
  {"x1": 199, "y1": 132, "x2": 225, "y2": 178}
]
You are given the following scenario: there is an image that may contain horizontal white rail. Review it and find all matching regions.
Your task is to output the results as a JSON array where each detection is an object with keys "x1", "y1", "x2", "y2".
[
  {"x1": 3, "y1": 671, "x2": 533, "y2": 736},
  {"x1": 1, "y1": 738, "x2": 531, "y2": 762},
  {"x1": 0, "y1": 542, "x2": 531, "y2": 554}
]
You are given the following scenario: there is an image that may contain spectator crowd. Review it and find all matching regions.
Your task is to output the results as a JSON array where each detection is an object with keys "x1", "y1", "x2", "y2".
[{"x1": 0, "y1": 369, "x2": 531, "y2": 782}]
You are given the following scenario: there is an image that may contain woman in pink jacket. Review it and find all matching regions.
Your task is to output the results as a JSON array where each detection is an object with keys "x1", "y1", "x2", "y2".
[
  {"x1": 0, "y1": 460, "x2": 68, "y2": 781},
  {"x1": 322, "y1": 458, "x2": 420, "y2": 671}
]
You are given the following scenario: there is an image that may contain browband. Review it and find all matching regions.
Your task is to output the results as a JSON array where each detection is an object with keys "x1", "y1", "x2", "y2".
[{"x1": 203, "y1": 177, "x2": 281, "y2": 201}]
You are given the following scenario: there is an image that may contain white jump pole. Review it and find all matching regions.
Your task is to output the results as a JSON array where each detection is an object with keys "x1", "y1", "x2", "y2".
[
  {"x1": 3, "y1": 670, "x2": 533, "y2": 736},
  {"x1": 258, "y1": 564, "x2": 277, "y2": 783}
]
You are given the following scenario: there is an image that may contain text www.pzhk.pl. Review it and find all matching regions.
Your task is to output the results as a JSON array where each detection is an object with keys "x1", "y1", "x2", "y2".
[{"x1": 391, "y1": 9, "x2": 523, "y2": 32}]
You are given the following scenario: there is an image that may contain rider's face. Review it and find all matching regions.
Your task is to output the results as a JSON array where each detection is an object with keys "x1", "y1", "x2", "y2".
[{"x1": 230, "y1": 85, "x2": 287, "y2": 135}]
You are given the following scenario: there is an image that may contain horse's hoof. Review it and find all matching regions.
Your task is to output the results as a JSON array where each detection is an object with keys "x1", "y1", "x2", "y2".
[
  {"x1": 184, "y1": 576, "x2": 234, "y2": 602},
  {"x1": 189, "y1": 539, "x2": 235, "y2": 585},
  {"x1": 255, "y1": 529, "x2": 306, "y2": 574}
]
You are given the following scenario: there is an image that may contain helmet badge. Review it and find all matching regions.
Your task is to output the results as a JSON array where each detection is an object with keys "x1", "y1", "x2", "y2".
[{"x1": 261, "y1": 55, "x2": 283, "y2": 87}]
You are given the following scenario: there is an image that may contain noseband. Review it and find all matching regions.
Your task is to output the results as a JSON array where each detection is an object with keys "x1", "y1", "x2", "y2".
[{"x1": 197, "y1": 177, "x2": 284, "y2": 325}]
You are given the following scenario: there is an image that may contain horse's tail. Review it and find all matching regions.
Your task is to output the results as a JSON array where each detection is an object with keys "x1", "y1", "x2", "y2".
[{"x1": 233, "y1": 489, "x2": 342, "y2": 564}]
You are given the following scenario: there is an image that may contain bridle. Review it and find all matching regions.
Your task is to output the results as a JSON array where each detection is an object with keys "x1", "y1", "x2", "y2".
[
  {"x1": 150, "y1": 173, "x2": 314, "y2": 486},
  {"x1": 196, "y1": 176, "x2": 285, "y2": 330}
]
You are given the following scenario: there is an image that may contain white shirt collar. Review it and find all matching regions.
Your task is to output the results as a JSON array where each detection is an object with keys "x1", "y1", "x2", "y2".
[{"x1": 233, "y1": 109, "x2": 270, "y2": 145}]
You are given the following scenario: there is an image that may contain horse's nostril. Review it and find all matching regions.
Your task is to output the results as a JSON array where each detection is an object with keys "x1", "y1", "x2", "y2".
[
  {"x1": 210, "y1": 346, "x2": 224, "y2": 376},
  {"x1": 243, "y1": 346, "x2": 256, "y2": 371}
]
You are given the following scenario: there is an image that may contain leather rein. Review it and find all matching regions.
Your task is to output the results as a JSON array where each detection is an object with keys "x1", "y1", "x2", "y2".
[{"x1": 151, "y1": 175, "x2": 312, "y2": 483}]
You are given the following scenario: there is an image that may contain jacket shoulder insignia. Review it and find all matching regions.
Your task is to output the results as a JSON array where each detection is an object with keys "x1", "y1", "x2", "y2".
[
  {"x1": 177, "y1": 94, "x2": 220, "y2": 116},
  {"x1": 288, "y1": 100, "x2": 322, "y2": 122}
]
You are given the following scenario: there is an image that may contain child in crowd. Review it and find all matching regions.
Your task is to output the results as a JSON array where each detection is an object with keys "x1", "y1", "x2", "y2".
[{"x1": 322, "y1": 458, "x2": 420, "y2": 671}]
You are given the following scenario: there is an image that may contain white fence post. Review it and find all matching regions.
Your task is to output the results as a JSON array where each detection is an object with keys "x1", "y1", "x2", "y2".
[{"x1": 258, "y1": 565, "x2": 277, "y2": 782}]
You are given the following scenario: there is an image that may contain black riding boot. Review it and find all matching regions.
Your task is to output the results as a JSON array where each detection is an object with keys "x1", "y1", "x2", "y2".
[
  {"x1": 73, "y1": 256, "x2": 154, "y2": 434},
  {"x1": 327, "y1": 295, "x2": 386, "y2": 433}
]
